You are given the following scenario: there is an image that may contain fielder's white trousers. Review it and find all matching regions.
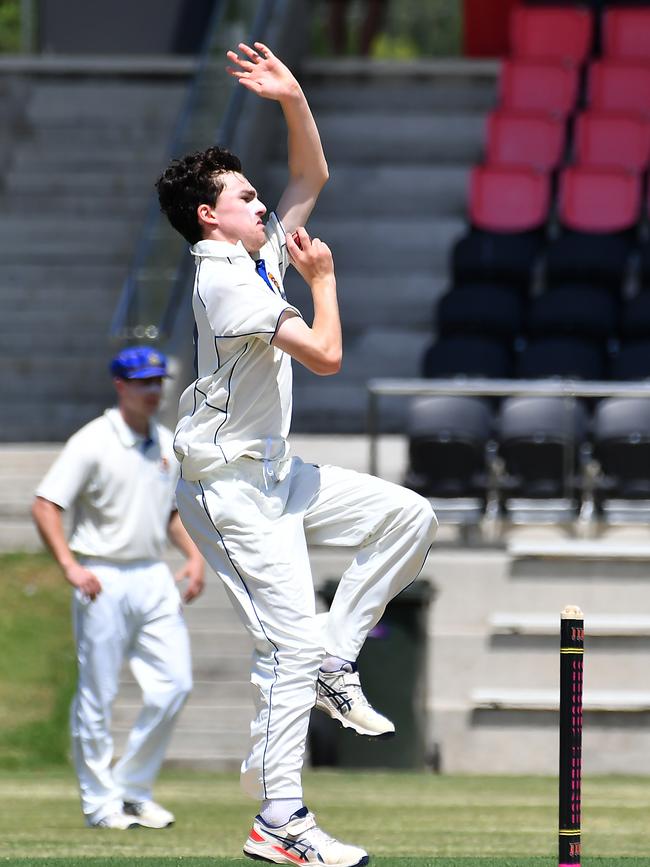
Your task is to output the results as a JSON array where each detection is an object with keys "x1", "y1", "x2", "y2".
[
  {"x1": 70, "y1": 560, "x2": 192, "y2": 823},
  {"x1": 176, "y1": 456, "x2": 437, "y2": 801}
]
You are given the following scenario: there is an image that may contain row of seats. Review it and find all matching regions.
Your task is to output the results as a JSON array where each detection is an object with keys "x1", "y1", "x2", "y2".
[
  {"x1": 404, "y1": 395, "x2": 650, "y2": 518},
  {"x1": 423, "y1": 335, "x2": 650, "y2": 381},
  {"x1": 511, "y1": 5, "x2": 650, "y2": 64}
]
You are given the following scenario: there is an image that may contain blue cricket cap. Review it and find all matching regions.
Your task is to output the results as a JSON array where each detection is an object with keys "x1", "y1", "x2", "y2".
[{"x1": 110, "y1": 345, "x2": 169, "y2": 380}]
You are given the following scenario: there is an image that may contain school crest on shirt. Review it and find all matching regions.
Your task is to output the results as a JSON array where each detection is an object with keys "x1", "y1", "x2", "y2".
[{"x1": 268, "y1": 271, "x2": 281, "y2": 292}]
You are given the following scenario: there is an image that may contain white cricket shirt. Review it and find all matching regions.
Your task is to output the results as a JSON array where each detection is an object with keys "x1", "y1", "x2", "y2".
[
  {"x1": 36, "y1": 408, "x2": 179, "y2": 561},
  {"x1": 174, "y1": 212, "x2": 302, "y2": 480}
]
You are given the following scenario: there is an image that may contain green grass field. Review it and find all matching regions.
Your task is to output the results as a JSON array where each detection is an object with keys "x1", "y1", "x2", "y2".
[{"x1": 1, "y1": 768, "x2": 650, "y2": 866}]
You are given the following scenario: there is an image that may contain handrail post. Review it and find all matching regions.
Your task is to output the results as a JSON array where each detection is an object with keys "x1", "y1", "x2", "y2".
[{"x1": 367, "y1": 385, "x2": 379, "y2": 477}]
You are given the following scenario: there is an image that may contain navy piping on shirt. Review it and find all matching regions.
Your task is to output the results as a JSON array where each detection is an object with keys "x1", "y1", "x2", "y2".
[
  {"x1": 197, "y1": 480, "x2": 279, "y2": 800},
  {"x1": 212, "y1": 341, "x2": 249, "y2": 454}
]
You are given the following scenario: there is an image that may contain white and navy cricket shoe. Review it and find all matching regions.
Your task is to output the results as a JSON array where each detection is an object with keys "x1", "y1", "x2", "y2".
[
  {"x1": 315, "y1": 663, "x2": 395, "y2": 738},
  {"x1": 123, "y1": 799, "x2": 175, "y2": 828},
  {"x1": 243, "y1": 806, "x2": 369, "y2": 866}
]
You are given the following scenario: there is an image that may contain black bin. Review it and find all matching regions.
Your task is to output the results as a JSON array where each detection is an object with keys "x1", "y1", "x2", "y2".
[{"x1": 309, "y1": 579, "x2": 433, "y2": 769}]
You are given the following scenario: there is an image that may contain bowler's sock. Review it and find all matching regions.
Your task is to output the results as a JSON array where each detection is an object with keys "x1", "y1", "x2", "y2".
[
  {"x1": 320, "y1": 654, "x2": 355, "y2": 672},
  {"x1": 259, "y1": 798, "x2": 304, "y2": 827}
]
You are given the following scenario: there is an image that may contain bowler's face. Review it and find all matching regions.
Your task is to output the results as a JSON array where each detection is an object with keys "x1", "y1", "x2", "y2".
[{"x1": 211, "y1": 172, "x2": 267, "y2": 252}]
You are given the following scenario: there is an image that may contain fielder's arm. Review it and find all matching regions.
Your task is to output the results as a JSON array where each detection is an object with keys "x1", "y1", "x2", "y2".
[
  {"x1": 226, "y1": 42, "x2": 328, "y2": 231},
  {"x1": 167, "y1": 511, "x2": 205, "y2": 603},
  {"x1": 31, "y1": 496, "x2": 102, "y2": 599}
]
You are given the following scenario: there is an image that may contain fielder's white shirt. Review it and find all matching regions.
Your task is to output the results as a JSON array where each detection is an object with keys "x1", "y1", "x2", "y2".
[
  {"x1": 174, "y1": 212, "x2": 302, "y2": 480},
  {"x1": 36, "y1": 408, "x2": 178, "y2": 561}
]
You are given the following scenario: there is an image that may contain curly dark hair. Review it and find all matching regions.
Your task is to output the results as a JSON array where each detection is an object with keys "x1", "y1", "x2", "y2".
[{"x1": 155, "y1": 146, "x2": 243, "y2": 244}]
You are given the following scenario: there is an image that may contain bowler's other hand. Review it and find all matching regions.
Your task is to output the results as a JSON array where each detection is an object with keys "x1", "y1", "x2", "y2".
[
  {"x1": 65, "y1": 563, "x2": 102, "y2": 601},
  {"x1": 175, "y1": 558, "x2": 205, "y2": 604},
  {"x1": 286, "y1": 227, "x2": 335, "y2": 287},
  {"x1": 226, "y1": 42, "x2": 300, "y2": 101}
]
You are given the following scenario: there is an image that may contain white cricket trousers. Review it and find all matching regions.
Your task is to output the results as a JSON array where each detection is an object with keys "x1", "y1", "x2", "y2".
[
  {"x1": 176, "y1": 456, "x2": 437, "y2": 801},
  {"x1": 70, "y1": 560, "x2": 192, "y2": 823}
]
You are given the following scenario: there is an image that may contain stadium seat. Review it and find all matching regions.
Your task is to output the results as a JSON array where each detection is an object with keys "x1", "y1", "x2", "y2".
[
  {"x1": 589, "y1": 61, "x2": 650, "y2": 117},
  {"x1": 545, "y1": 166, "x2": 641, "y2": 290},
  {"x1": 404, "y1": 396, "x2": 493, "y2": 507},
  {"x1": 620, "y1": 293, "x2": 650, "y2": 338},
  {"x1": 510, "y1": 5, "x2": 593, "y2": 65},
  {"x1": 422, "y1": 335, "x2": 513, "y2": 379},
  {"x1": 516, "y1": 336, "x2": 606, "y2": 379},
  {"x1": 452, "y1": 165, "x2": 550, "y2": 290},
  {"x1": 603, "y1": 8, "x2": 650, "y2": 62},
  {"x1": 497, "y1": 396, "x2": 589, "y2": 517},
  {"x1": 485, "y1": 110, "x2": 566, "y2": 172},
  {"x1": 593, "y1": 398, "x2": 650, "y2": 515},
  {"x1": 436, "y1": 286, "x2": 525, "y2": 340},
  {"x1": 526, "y1": 287, "x2": 618, "y2": 341},
  {"x1": 609, "y1": 340, "x2": 650, "y2": 380},
  {"x1": 574, "y1": 112, "x2": 650, "y2": 172},
  {"x1": 499, "y1": 60, "x2": 580, "y2": 119}
]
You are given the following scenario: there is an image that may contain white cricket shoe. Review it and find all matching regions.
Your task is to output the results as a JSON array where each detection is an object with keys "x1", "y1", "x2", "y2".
[
  {"x1": 243, "y1": 807, "x2": 369, "y2": 866},
  {"x1": 315, "y1": 663, "x2": 395, "y2": 738},
  {"x1": 123, "y1": 799, "x2": 175, "y2": 828},
  {"x1": 89, "y1": 811, "x2": 141, "y2": 830}
]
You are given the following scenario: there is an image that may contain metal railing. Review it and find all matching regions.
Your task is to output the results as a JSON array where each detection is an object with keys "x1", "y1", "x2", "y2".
[
  {"x1": 109, "y1": 0, "x2": 276, "y2": 345},
  {"x1": 367, "y1": 377, "x2": 650, "y2": 477}
]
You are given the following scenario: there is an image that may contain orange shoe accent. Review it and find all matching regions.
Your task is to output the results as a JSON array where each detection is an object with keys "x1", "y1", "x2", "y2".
[
  {"x1": 272, "y1": 845, "x2": 306, "y2": 863},
  {"x1": 250, "y1": 828, "x2": 265, "y2": 843}
]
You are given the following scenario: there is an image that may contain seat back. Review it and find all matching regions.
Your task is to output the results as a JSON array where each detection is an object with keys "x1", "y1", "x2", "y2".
[
  {"x1": 486, "y1": 110, "x2": 565, "y2": 171},
  {"x1": 511, "y1": 5, "x2": 593, "y2": 64},
  {"x1": 589, "y1": 61, "x2": 650, "y2": 117},
  {"x1": 558, "y1": 166, "x2": 641, "y2": 233},
  {"x1": 574, "y1": 112, "x2": 650, "y2": 172},
  {"x1": 437, "y1": 286, "x2": 524, "y2": 339},
  {"x1": 593, "y1": 397, "x2": 650, "y2": 497},
  {"x1": 500, "y1": 60, "x2": 580, "y2": 118},
  {"x1": 469, "y1": 165, "x2": 550, "y2": 232},
  {"x1": 516, "y1": 336, "x2": 606, "y2": 380},
  {"x1": 609, "y1": 340, "x2": 650, "y2": 380},
  {"x1": 604, "y1": 8, "x2": 650, "y2": 62},
  {"x1": 422, "y1": 335, "x2": 513, "y2": 379}
]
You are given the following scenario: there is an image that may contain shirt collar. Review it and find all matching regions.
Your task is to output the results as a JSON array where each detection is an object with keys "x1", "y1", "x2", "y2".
[
  {"x1": 104, "y1": 407, "x2": 157, "y2": 450},
  {"x1": 190, "y1": 239, "x2": 251, "y2": 260}
]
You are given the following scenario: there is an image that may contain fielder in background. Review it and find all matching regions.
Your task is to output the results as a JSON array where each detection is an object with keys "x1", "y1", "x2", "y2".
[
  {"x1": 32, "y1": 346, "x2": 205, "y2": 830},
  {"x1": 156, "y1": 43, "x2": 436, "y2": 866}
]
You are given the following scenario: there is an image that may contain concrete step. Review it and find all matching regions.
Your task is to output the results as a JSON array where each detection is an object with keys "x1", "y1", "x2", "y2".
[
  {"x1": 1, "y1": 191, "x2": 149, "y2": 217},
  {"x1": 301, "y1": 58, "x2": 498, "y2": 112},
  {"x1": 0, "y1": 405, "x2": 108, "y2": 442},
  {"x1": 4, "y1": 169, "x2": 156, "y2": 195},
  {"x1": 265, "y1": 164, "x2": 470, "y2": 218},
  {"x1": 292, "y1": 381, "x2": 410, "y2": 434},
  {"x1": 490, "y1": 612, "x2": 650, "y2": 637},
  {"x1": 300, "y1": 216, "x2": 465, "y2": 271},
  {"x1": 0, "y1": 328, "x2": 114, "y2": 354},
  {"x1": 26, "y1": 82, "x2": 186, "y2": 123},
  {"x1": 0, "y1": 358, "x2": 109, "y2": 398},
  {"x1": 290, "y1": 113, "x2": 486, "y2": 164},
  {"x1": 12, "y1": 143, "x2": 169, "y2": 170},
  {"x1": 284, "y1": 270, "x2": 446, "y2": 332},
  {"x1": 473, "y1": 688, "x2": 650, "y2": 712},
  {"x1": 0, "y1": 286, "x2": 120, "y2": 311},
  {"x1": 0, "y1": 264, "x2": 126, "y2": 289}
]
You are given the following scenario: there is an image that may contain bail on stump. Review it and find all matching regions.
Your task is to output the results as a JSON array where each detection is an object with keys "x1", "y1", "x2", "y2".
[{"x1": 559, "y1": 605, "x2": 584, "y2": 867}]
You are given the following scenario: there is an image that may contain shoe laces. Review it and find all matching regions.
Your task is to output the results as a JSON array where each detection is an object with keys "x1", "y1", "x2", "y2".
[
  {"x1": 334, "y1": 666, "x2": 371, "y2": 709},
  {"x1": 299, "y1": 812, "x2": 336, "y2": 848}
]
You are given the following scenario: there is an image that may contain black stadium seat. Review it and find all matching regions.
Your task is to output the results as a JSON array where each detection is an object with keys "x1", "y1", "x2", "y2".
[
  {"x1": 516, "y1": 336, "x2": 606, "y2": 380},
  {"x1": 497, "y1": 396, "x2": 589, "y2": 509},
  {"x1": 609, "y1": 340, "x2": 650, "y2": 380},
  {"x1": 404, "y1": 396, "x2": 493, "y2": 502},
  {"x1": 620, "y1": 293, "x2": 650, "y2": 339},
  {"x1": 593, "y1": 398, "x2": 650, "y2": 513},
  {"x1": 422, "y1": 335, "x2": 513, "y2": 380},
  {"x1": 526, "y1": 287, "x2": 618, "y2": 341},
  {"x1": 436, "y1": 286, "x2": 524, "y2": 341}
]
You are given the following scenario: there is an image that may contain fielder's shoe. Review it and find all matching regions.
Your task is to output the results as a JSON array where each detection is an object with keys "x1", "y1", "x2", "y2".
[
  {"x1": 315, "y1": 663, "x2": 395, "y2": 738},
  {"x1": 243, "y1": 806, "x2": 369, "y2": 866},
  {"x1": 123, "y1": 799, "x2": 175, "y2": 829},
  {"x1": 89, "y1": 811, "x2": 141, "y2": 830}
]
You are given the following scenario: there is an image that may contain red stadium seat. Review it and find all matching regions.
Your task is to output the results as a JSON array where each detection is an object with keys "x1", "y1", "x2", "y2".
[
  {"x1": 500, "y1": 60, "x2": 580, "y2": 119},
  {"x1": 604, "y1": 8, "x2": 650, "y2": 62},
  {"x1": 510, "y1": 5, "x2": 593, "y2": 65},
  {"x1": 589, "y1": 61, "x2": 650, "y2": 118},
  {"x1": 485, "y1": 110, "x2": 565, "y2": 171},
  {"x1": 574, "y1": 112, "x2": 650, "y2": 172},
  {"x1": 558, "y1": 166, "x2": 641, "y2": 233},
  {"x1": 469, "y1": 165, "x2": 550, "y2": 232}
]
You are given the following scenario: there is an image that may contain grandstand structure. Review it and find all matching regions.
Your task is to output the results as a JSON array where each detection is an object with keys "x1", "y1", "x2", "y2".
[{"x1": 3, "y1": 0, "x2": 650, "y2": 774}]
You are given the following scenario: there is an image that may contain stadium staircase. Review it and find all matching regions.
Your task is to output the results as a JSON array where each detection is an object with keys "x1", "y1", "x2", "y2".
[{"x1": 0, "y1": 59, "x2": 192, "y2": 441}]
